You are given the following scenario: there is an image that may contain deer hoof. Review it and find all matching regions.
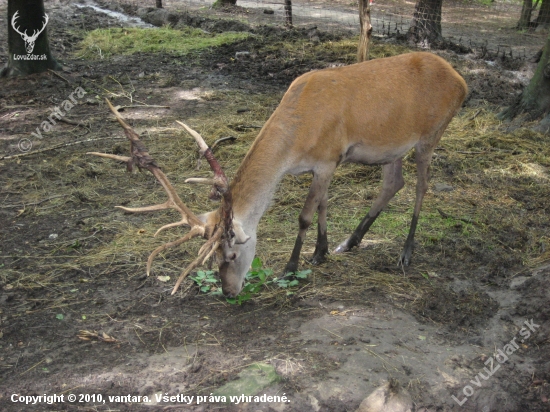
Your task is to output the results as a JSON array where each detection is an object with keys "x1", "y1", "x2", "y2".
[
  {"x1": 280, "y1": 262, "x2": 298, "y2": 278},
  {"x1": 311, "y1": 254, "x2": 326, "y2": 265},
  {"x1": 399, "y1": 249, "x2": 413, "y2": 267},
  {"x1": 333, "y1": 238, "x2": 352, "y2": 254}
]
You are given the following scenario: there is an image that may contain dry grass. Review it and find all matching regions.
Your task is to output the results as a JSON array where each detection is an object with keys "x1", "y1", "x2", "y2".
[
  {"x1": 74, "y1": 94, "x2": 549, "y2": 308},
  {"x1": 4, "y1": 41, "x2": 549, "y2": 311}
]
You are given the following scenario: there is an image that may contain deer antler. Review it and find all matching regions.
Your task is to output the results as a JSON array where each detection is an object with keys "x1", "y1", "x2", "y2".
[{"x1": 88, "y1": 99, "x2": 231, "y2": 295}]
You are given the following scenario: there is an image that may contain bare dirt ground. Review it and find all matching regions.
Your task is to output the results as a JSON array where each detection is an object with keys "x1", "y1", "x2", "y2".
[{"x1": 0, "y1": 0, "x2": 549, "y2": 411}]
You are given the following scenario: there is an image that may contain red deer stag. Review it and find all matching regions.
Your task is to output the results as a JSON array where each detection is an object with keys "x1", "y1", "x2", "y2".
[{"x1": 89, "y1": 52, "x2": 467, "y2": 298}]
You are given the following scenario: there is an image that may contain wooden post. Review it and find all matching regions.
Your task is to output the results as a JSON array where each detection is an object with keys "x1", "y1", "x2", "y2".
[
  {"x1": 357, "y1": 0, "x2": 372, "y2": 62},
  {"x1": 284, "y1": 0, "x2": 293, "y2": 28}
]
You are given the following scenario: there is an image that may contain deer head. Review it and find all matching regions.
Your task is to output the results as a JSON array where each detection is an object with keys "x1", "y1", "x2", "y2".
[
  {"x1": 12, "y1": 11, "x2": 49, "y2": 54},
  {"x1": 88, "y1": 99, "x2": 245, "y2": 295}
]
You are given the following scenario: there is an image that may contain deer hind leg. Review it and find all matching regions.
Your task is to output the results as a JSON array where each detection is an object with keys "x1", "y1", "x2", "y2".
[
  {"x1": 399, "y1": 140, "x2": 438, "y2": 266},
  {"x1": 311, "y1": 189, "x2": 329, "y2": 265},
  {"x1": 333, "y1": 159, "x2": 405, "y2": 254},
  {"x1": 283, "y1": 168, "x2": 335, "y2": 275}
]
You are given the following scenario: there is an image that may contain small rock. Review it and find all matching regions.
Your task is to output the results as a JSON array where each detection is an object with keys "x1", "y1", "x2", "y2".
[
  {"x1": 212, "y1": 363, "x2": 280, "y2": 402},
  {"x1": 433, "y1": 183, "x2": 454, "y2": 192},
  {"x1": 49, "y1": 233, "x2": 58, "y2": 240},
  {"x1": 356, "y1": 379, "x2": 412, "y2": 412},
  {"x1": 310, "y1": 35, "x2": 321, "y2": 43},
  {"x1": 138, "y1": 72, "x2": 145, "y2": 78},
  {"x1": 235, "y1": 51, "x2": 250, "y2": 59},
  {"x1": 468, "y1": 336, "x2": 483, "y2": 346},
  {"x1": 500, "y1": 312, "x2": 512, "y2": 321}
]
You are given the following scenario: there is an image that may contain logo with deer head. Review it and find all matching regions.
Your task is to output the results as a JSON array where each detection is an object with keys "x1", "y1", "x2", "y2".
[{"x1": 11, "y1": 10, "x2": 49, "y2": 54}]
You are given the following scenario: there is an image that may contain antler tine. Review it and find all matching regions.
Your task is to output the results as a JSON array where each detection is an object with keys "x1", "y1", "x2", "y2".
[
  {"x1": 87, "y1": 99, "x2": 204, "y2": 231},
  {"x1": 89, "y1": 100, "x2": 233, "y2": 294},
  {"x1": 176, "y1": 121, "x2": 230, "y2": 198},
  {"x1": 170, "y1": 226, "x2": 224, "y2": 295},
  {"x1": 146, "y1": 226, "x2": 205, "y2": 276},
  {"x1": 176, "y1": 120, "x2": 234, "y2": 242}
]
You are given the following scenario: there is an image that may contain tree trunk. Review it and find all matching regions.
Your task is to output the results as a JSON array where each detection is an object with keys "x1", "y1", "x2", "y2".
[
  {"x1": 156, "y1": 0, "x2": 163, "y2": 8},
  {"x1": 212, "y1": 0, "x2": 237, "y2": 8},
  {"x1": 1, "y1": 0, "x2": 61, "y2": 77},
  {"x1": 407, "y1": 0, "x2": 443, "y2": 47},
  {"x1": 501, "y1": 31, "x2": 550, "y2": 121},
  {"x1": 535, "y1": 0, "x2": 550, "y2": 29},
  {"x1": 284, "y1": 1, "x2": 293, "y2": 28},
  {"x1": 517, "y1": 0, "x2": 533, "y2": 30},
  {"x1": 357, "y1": 0, "x2": 372, "y2": 62}
]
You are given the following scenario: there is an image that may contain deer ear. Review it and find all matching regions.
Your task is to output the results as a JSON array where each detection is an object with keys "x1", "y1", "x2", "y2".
[{"x1": 233, "y1": 222, "x2": 250, "y2": 245}]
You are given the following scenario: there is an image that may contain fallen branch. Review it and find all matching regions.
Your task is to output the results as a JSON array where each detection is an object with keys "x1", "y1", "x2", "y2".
[
  {"x1": 1, "y1": 194, "x2": 66, "y2": 209},
  {"x1": 48, "y1": 69, "x2": 71, "y2": 84},
  {"x1": 0, "y1": 136, "x2": 125, "y2": 160}
]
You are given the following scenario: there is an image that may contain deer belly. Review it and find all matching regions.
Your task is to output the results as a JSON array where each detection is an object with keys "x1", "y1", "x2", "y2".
[{"x1": 343, "y1": 140, "x2": 416, "y2": 165}]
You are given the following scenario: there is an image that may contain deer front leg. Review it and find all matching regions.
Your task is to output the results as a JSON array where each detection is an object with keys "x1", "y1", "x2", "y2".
[
  {"x1": 334, "y1": 159, "x2": 405, "y2": 254},
  {"x1": 283, "y1": 169, "x2": 333, "y2": 276}
]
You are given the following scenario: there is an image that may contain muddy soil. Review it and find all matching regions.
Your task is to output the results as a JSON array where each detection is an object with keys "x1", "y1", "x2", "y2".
[{"x1": 0, "y1": 1, "x2": 549, "y2": 411}]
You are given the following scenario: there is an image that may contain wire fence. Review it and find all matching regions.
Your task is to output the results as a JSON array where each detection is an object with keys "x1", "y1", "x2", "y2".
[{"x1": 117, "y1": 0, "x2": 547, "y2": 60}]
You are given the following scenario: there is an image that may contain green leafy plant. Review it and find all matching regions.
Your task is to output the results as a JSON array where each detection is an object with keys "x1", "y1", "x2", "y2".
[
  {"x1": 226, "y1": 258, "x2": 311, "y2": 305},
  {"x1": 273, "y1": 269, "x2": 310, "y2": 289},
  {"x1": 190, "y1": 270, "x2": 220, "y2": 294},
  {"x1": 190, "y1": 258, "x2": 310, "y2": 304},
  {"x1": 226, "y1": 257, "x2": 272, "y2": 305}
]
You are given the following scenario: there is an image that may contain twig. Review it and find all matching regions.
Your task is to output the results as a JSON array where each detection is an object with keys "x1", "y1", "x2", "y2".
[
  {"x1": 18, "y1": 358, "x2": 45, "y2": 376},
  {"x1": 0, "y1": 136, "x2": 125, "y2": 160},
  {"x1": 48, "y1": 69, "x2": 71, "y2": 84},
  {"x1": 436, "y1": 208, "x2": 478, "y2": 226},
  {"x1": 469, "y1": 109, "x2": 482, "y2": 120},
  {"x1": 237, "y1": 124, "x2": 262, "y2": 129},
  {"x1": 117, "y1": 105, "x2": 170, "y2": 110},
  {"x1": 58, "y1": 117, "x2": 89, "y2": 128},
  {"x1": 211, "y1": 136, "x2": 237, "y2": 151},
  {"x1": 321, "y1": 327, "x2": 343, "y2": 339},
  {"x1": 1, "y1": 104, "x2": 37, "y2": 109}
]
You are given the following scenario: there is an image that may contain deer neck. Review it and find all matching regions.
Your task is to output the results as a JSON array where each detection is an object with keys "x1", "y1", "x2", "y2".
[{"x1": 228, "y1": 124, "x2": 291, "y2": 234}]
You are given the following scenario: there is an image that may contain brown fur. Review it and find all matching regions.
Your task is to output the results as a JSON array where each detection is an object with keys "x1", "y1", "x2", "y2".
[
  {"x1": 230, "y1": 52, "x2": 467, "y2": 216},
  {"x1": 216, "y1": 52, "x2": 467, "y2": 296}
]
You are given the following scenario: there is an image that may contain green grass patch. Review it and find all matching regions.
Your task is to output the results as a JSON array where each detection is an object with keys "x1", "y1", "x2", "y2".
[{"x1": 76, "y1": 27, "x2": 249, "y2": 59}]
